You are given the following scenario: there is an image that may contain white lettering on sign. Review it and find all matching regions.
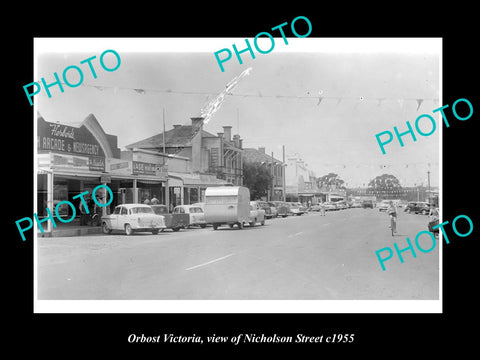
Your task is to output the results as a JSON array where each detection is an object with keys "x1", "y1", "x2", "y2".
[{"x1": 50, "y1": 124, "x2": 75, "y2": 139}]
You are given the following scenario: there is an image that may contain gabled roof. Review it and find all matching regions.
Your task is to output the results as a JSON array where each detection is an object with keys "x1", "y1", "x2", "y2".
[
  {"x1": 126, "y1": 125, "x2": 217, "y2": 149},
  {"x1": 242, "y1": 148, "x2": 283, "y2": 164}
]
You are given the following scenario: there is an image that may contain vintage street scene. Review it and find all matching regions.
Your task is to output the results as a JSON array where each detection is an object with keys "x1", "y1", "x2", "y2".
[{"x1": 35, "y1": 38, "x2": 440, "y2": 304}]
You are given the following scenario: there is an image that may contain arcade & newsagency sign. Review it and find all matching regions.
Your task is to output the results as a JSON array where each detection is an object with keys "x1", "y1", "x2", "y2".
[{"x1": 37, "y1": 116, "x2": 106, "y2": 171}]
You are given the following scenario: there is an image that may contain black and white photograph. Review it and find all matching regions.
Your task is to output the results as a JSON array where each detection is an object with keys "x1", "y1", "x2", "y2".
[{"x1": 32, "y1": 38, "x2": 442, "y2": 313}]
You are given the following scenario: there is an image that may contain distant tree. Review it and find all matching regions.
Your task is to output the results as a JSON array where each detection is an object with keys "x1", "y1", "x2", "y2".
[
  {"x1": 367, "y1": 174, "x2": 402, "y2": 199},
  {"x1": 316, "y1": 173, "x2": 345, "y2": 190},
  {"x1": 243, "y1": 162, "x2": 273, "y2": 200}
]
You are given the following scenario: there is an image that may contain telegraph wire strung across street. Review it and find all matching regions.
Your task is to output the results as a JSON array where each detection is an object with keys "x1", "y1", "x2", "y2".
[{"x1": 39, "y1": 80, "x2": 439, "y2": 111}]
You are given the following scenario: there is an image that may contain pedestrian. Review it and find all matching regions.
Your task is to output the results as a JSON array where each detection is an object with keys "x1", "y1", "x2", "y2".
[
  {"x1": 143, "y1": 196, "x2": 151, "y2": 205},
  {"x1": 387, "y1": 200, "x2": 397, "y2": 234},
  {"x1": 320, "y1": 202, "x2": 326, "y2": 216},
  {"x1": 79, "y1": 197, "x2": 88, "y2": 225},
  {"x1": 87, "y1": 198, "x2": 96, "y2": 226},
  {"x1": 151, "y1": 194, "x2": 160, "y2": 205},
  {"x1": 428, "y1": 206, "x2": 439, "y2": 234}
]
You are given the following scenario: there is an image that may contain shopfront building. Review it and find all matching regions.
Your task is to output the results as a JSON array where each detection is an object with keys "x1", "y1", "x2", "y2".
[{"x1": 36, "y1": 113, "x2": 120, "y2": 223}]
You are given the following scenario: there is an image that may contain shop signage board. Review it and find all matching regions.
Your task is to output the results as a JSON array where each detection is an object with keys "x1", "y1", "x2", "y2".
[
  {"x1": 132, "y1": 161, "x2": 156, "y2": 175},
  {"x1": 50, "y1": 153, "x2": 105, "y2": 172},
  {"x1": 38, "y1": 116, "x2": 106, "y2": 172},
  {"x1": 107, "y1": 159, "x2": 167, "y2": 181}
]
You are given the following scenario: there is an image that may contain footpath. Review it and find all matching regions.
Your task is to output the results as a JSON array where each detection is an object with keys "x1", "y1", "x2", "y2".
[{"x1": 37, "y1": 219, "x2": 102, "y2": 238}]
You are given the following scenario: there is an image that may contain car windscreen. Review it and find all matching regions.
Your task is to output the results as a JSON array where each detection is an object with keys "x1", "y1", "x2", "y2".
[
  {"x1": 130, "y1": 207, "x2": 154, "y2": 214},
  {"x1": 152, "y1": 206, "x2": 168, "y2": 214}
]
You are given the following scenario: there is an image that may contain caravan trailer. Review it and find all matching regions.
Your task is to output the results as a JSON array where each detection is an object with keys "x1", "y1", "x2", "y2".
[{"x1": 204, "y1": 186, "x2": 251, "y2": 230}]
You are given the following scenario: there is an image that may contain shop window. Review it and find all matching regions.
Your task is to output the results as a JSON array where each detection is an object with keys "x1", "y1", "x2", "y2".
[
  {"x1": 54, "y1": 180, "x2": 69, "y2": 217},
  {"x1": 190, "y1": 187, "x2": 199, "y2": 204}
]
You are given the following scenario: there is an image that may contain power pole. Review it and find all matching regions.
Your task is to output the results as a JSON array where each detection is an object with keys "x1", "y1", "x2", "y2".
[
  {"x1": 282, "y1": 145, "x2": 286, "y2": 202},
  {"x1": 271, "y1": 151, "x2": 275, "y2": 201},
  {"x1": 163, "y1": 108, "x2": 170, "y2": 212},
  {"x1": 427, "y1": 170, "x2": 431, "y2": 203}
]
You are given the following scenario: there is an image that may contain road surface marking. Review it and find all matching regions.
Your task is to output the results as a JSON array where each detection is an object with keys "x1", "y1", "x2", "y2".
[
  {"x1": 185, "y1": 253, "x2": 235, "y2": 271},
  {"x1": 288, "y1": 231, "x2": 303, "y2": 238}
]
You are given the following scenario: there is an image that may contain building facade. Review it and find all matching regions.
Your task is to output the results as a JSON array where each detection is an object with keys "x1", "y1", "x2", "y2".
[
  {"x1": 242, "y1": 147, "x2": 285, "y2": 201},
  {"x1": 36, "y1": 113, "x2": 236, "y2": 233},
  {"x1": 284, "y1": 153, "x2": 321, "y2": 203},
  {"x1": 126, "y1": 117, "x2": 244, "y2": 186}
]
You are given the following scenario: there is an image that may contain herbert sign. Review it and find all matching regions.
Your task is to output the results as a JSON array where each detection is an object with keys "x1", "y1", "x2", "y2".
[{"x1": 38, "y1": 116, "x2": 106, "y2": 171}]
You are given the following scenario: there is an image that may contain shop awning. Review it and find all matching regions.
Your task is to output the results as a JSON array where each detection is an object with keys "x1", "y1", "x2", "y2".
[{"x1": 169, "y1": 172, "x2": 230, "y2": 186}]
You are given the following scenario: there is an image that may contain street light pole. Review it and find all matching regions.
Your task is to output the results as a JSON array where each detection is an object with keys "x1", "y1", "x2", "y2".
[
  {"x1": 271, "y1": 151, "x2": 274, "y2": 201},
  {"x1": 427, "y1": 170, "x2": 431, "y2": 203}
]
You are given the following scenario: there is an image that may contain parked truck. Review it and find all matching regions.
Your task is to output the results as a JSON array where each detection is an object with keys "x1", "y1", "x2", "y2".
[{"x1": 204, "y1": 186, "x2": 251, "y2": 230}]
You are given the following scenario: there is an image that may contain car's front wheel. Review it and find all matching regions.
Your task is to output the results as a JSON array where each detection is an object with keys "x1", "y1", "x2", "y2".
[
  {"x1": 125, "y1": 224, "x2": 134, "y2": 235},
  {"x1": 102, "y1": 222, "x2": 111, "y2": 234}
]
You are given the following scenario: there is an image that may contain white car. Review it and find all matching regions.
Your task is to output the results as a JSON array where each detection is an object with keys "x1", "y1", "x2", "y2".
[
  {"x1": 378, "y1": 200, "x2": 391, "y2": 212},
  {"x1": 249, "y1": 201, "x2": 266, "y2": 227},
  {"x1": 174, "y1": 205, "x2": 207, "y2": 228},
  {"x1": 101, "y1": 204, "x2": 166, "y2": 235}
]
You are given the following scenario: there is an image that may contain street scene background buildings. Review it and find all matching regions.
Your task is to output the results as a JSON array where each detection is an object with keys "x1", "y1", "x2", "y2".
[
  {"x1": 36, "y1": 39, "x2": 440, "y2": 218},
  {"x1": 35, "y1": 39, "x2": 440, "y2": 304}
]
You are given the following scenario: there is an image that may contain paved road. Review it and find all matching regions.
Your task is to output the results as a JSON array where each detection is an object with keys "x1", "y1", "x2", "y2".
[{"x1": 37, "y1": 208, "x2": 439, "y2": 300}]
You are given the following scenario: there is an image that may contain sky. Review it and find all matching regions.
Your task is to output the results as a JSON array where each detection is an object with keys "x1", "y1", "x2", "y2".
[{"x1": 35, "y1": 38, "x2": 441, "y2": 188}]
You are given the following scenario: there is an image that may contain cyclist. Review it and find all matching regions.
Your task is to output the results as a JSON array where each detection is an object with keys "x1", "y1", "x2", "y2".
[
  {"x1": 428, "y1": 206, "x2": 439, "y2": 236},
  {"x1": 387, "y1": 200, "x2": 397, "y2": 235}
]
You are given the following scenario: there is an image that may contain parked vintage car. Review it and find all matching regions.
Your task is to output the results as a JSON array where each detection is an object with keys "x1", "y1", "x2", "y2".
[
  {"x1": 310, "y1": 203, "x2": 322, "y2": 212},
  {"x1": 335, "y1": 201, "x2": 347, "y2": 210},
  {"x1": 257, "y1": 201, "x2": 273, "y2": 219},
  {"x1": 272, "y1": 201, "x2": 289, "y2": 217},
  {"x1": 204, "y1": 186, "x2": 251, "y2": 230},
  {"x1": 361, "y1": 199, "x2": 374, "y2": 209},
  {"x1": 173, "y1": 205, "x2": 207, "y2": 228},
  {"x1": 378, "y1": 200, "x2": 391, "y2": 212},
  {"x1": 191, "y1": 202, "x2": 205, "y2": 210},
  {"x1": 150, "y1": 204, "x2": 189, "y2": 231},
  {"x1": 324, "y1": 202, "x2": 337, "y2": 211},
  {"x1": 288, "y1": 202, "x2": 307, "y2": 215},
  {"x1": 101, "y1": 204, "x2": 166, "y2": 235},
  {"x1": 249, "y1": 201, "x2": 266, "y2": 226},
  {"x1": 404, "y1": 201, "x2": 431, "y2": 215},
  {"x1": 267, "y1": 202, "x2": 278, "y2": 218}
]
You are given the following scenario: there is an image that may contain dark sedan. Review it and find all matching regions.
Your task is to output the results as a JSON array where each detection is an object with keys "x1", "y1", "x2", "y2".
[{"x1": 404, "y1": 202, "x2": 431, "y2": 215}]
